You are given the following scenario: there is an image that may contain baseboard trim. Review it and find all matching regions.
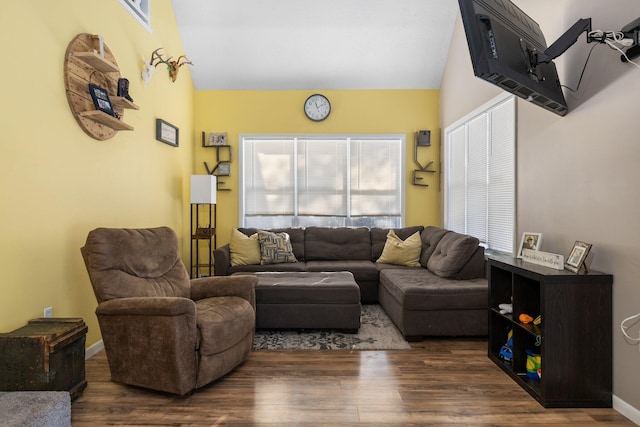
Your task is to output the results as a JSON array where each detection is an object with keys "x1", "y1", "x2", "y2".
[
  {"x1": 613, "y1": 394, "x2": 640, "y2": 425},
  {"x1": 85, "y1": 340, "x2": 104, "y2": 360}
]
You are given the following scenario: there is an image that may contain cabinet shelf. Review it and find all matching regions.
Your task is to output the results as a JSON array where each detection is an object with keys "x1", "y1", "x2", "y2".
[
  {"x1": 487, "y1": 255, "x2": 612, "y2": 408},
  {"x1": 73, "y1": 51, "x2": 119, "y2": 73},
  {"x1": 78, "y1": 110, "x2": 133, "y2": 131}
]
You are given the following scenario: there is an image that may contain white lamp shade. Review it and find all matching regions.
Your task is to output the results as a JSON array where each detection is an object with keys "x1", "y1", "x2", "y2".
[{"x1": 191, "y1": 175, "x2": 216, "y2": 204}]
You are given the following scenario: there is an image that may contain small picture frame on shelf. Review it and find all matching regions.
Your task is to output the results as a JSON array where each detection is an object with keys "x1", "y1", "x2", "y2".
[
  {"x1": 204, "y1": 132, "x2": 227, "y2": 147},
  {"x1": 156, "y1": 119, "x2": 179, "y2": 147},
  {"x1": 517, "y1": 232, "x2": 542, "y2": 258},
  {"x1": 88, "y1": 84, "x2": 115, "y2": 117},
  {"x1": 215, "y1": 162, "x2": 230, "y2": 176},
  {"x1": 565, "y1": 241, "x2": 592, "y2": 273}
]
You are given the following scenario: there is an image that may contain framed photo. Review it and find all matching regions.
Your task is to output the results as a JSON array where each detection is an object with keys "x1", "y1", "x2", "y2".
[
  {"x1": 156, "y1": 119, "x2": 179, "y2": 147},
  {"x1": 215, "y1": 162, "x2": 230, "y2": 176},
  {"x1": 517, "y1": 232, "x2": 542, "y2": 258},
  {"x1": 204, "y1": 132, "x2": 227, "y2": 147},
  {"x1": 88, "y1": 84, "x2": 115, "y2": 117},
  {"x1": 565, "y1": 241, "x2": 592, "y2": 273}
]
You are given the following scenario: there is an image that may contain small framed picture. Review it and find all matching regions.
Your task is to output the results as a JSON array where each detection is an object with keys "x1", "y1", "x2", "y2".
[
  {"x1": 88, "y1": 84, "x2": 115, "y2": 117},
  {"x1": 215, "y1": 162, "x2": 230, "y2": 176},
  {"x1": 204, "y1": 132, "x2": 227, "y2": 147},
  {"x1": 517, "y1": 232, "x2": 542, "y2": 258},
  {"x1": 156, "y1": 119, "x2": 179, "y2": 147},
  {"x1": 565, "y1": 241, "x2": 592, "y2": 273}
]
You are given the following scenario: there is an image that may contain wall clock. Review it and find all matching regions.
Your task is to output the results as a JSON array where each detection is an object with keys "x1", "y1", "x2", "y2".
[{"x1": 304, "y1": 94, "x2": 331, "y2": 121}]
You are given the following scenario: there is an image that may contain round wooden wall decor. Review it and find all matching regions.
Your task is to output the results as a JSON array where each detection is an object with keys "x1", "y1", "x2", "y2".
[{"x1": 64, "y1": 33, "x2": 136, "y2": 141}]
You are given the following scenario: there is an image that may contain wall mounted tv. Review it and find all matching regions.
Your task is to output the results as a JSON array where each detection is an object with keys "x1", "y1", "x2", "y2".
[{"x1": 458, "y1": 0, "x2": 570, "y2": 116}]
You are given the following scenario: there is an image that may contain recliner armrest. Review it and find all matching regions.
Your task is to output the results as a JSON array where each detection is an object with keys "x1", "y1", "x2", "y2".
[
  {"x1": 96, "y1": 296, "x2": 196, "y2": 317},
  {"x1": 190, "y1": 275, "x2": 257, "y2": 308}
]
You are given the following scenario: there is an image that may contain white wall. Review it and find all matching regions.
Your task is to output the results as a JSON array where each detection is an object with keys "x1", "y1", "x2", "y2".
[{"x1": 441, "y1": 0, "x2": 640, "y2": 417}]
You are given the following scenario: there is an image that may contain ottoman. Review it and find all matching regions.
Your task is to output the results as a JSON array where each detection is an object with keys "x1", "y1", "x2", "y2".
[{"x1": 246, "y1": 271, "x2": 361, "y2": 332}]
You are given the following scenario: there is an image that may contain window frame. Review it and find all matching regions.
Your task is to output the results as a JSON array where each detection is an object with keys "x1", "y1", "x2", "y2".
[
  {"x1": 443, "y1": 93, "x2": 516, "y2": 254},
  {"x1": 239, "y1": 133, "x2": 406, "y2": 229}
]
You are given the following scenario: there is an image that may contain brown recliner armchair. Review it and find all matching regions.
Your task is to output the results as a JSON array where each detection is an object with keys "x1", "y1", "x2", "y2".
[{"x1": 81, "y1": 226, "x2": 257, "y2": 395}]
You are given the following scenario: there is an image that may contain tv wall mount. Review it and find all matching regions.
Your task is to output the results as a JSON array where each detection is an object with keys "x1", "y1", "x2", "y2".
[{"x1": 524, "y1": 16, "x2": 640, "y2": 80}]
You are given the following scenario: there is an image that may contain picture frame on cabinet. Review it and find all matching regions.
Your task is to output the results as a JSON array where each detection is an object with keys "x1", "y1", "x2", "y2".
[
  {"x1": 517, "y1": 232, "x2": 542, "y2": 258},
  {"x1": 565, "y1": 241, "x2": 592, "y2": 273},
  {"x1": 205, "y1": 132, "x2": 227, "y2": 147},
  {"x1": 156, "y1": 119, "x2": 179, "y2": 147}
]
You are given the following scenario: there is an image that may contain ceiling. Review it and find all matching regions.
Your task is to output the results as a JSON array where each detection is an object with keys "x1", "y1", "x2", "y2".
[{"x1": 171, "y1": 0, "x2": 459, "y2": 91}]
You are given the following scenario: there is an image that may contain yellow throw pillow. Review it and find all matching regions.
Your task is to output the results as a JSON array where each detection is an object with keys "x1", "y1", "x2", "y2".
[
  {"x1": 376, "y1": 230, "x2": 422, "y2": 267},
  {"x1": 229, "y1": 228, "x2": 261, "y2": 266}
]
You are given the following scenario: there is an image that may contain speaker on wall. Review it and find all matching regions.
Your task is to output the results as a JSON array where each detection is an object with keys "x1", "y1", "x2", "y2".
[{"x1": 416, "y1": 130, "x2": 431, "y2": 146}]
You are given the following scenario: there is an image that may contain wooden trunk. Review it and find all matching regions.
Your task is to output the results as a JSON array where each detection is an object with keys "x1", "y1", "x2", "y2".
[{"x1": 0, "y1": 318, "x2": 88, "y2": 400}]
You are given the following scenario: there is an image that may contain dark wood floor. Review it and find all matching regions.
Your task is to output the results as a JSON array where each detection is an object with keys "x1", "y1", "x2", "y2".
[{"x1": 71, "y1": 339, "x2": 632, "y2": 426}]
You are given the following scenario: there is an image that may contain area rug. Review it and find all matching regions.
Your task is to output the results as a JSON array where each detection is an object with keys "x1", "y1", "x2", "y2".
[{"x1": 252, "y1": 304, "x2": 411, "y2": 350}]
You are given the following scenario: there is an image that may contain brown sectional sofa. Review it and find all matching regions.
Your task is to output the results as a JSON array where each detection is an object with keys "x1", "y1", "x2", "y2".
[{"x1": 213, "y1": 226, "x2": 488, "y2": 339}]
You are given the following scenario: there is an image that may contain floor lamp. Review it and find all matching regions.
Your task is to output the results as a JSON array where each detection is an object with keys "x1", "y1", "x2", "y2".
[{"x1": 190, "y1": 175, "x2": 217, "y2": 278}]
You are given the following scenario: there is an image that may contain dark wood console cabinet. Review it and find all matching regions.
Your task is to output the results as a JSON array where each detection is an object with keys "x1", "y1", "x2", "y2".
[{"x1": 487, "y1": 255, "x2": 612, "y2": 408}]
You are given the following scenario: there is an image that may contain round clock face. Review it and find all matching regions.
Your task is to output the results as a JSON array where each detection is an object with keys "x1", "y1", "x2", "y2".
[{"x1": 304, "y1": 94, "x2": 331, "y2": 121}]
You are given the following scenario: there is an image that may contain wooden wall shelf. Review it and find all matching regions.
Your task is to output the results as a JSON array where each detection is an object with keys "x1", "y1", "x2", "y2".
[
  {"x1": 64, "y1": 33, "x2": 137, "y2": 140},
  {"x1": 72, "y1": 51, "x2": 119, "y2": 73},
  {"x1": 79, "y1": 111, "x2": 134, "y2": 130}
]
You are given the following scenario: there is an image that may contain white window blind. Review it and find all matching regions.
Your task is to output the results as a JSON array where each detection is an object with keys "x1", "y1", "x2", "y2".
[
  {"x1": 444, "y1": 95, "x2": 515, "y2": 253},
  {"x1": 241, "y1": 135, "x2": 404, "y2": 228}
]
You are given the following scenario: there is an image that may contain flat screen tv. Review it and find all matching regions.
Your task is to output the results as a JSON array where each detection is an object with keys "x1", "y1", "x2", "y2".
[{"x1": 458, "y1": 0, "x2": 569, "y2": 116}]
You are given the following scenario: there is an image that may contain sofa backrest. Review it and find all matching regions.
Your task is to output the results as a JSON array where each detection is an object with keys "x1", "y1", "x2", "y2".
[
  {"x1": 238, "y1": 227, "x2": 305, "y2": 260},
  {"x1": 305, "y1": 227, "x2": 371, "y2": 261},
  {"x1": 370, "y1": 226, "x2": 424, "y2": 261},
  {"x1": 426, "y1": 231, "x2": 481, "y2": 278},
  {"x1": 419, "y1": 226, "x2": 450, "y2": 267}
]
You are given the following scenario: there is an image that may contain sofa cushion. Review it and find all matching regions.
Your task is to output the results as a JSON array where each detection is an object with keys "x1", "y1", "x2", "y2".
[
  {"x1": 419, "y1": 226, "x2": 450, "y2": 268},
  {"x1": 229, "y1": 228, "x2": 261, "y2": 266},
  {"x1": 370, "y1": 226, "x2": 424, "y2": 260},
  {"x1": 305, "y1": 227, "x2": 371, "y2": 261},
  {"x1": 239, "y1": 228, "x2": 305, "y2": 260},
  {"x1": 427, "y1": 232, "x2": 480, "y2": 278},
  {"x1": 257, "y1": 231, "x2": 298, "y2": 265},
  {"x1": 379, "y1": 268, "x2": 488, "y2": 311},
  {"x1": 376, "y1": 230, "x2": 422, "y2": 267}
]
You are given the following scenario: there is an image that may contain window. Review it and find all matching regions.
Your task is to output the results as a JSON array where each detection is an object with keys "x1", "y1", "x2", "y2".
[
  {"x1": 240, "y1": 134, "x2": 405, "y2": 229},
  {"x1": 118, "y1": 0, "x2": 151, "y2": 32},
  {"x1": 444, "y1": 94, "x2": 515, "y2": 253}
]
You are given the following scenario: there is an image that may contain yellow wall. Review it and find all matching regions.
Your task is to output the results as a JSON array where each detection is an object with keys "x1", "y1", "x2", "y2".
[
  {"x1": 194, "y1": 90, "x2": 441, "y2": 247},
  {"x1": 0, "y1": 1, "x2": 195, "y2": 346}
]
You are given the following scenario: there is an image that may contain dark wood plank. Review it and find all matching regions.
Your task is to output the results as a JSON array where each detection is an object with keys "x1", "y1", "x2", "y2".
[{"x1": 71, "y1": 339, "x2": 633, "y2": 426}]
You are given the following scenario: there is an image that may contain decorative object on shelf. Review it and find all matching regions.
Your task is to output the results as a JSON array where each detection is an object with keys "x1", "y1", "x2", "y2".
[
  {"x1": 412, "y1": 130, "x2": 436, "y2": 187},
  {"x1": 521, "y1": 249, "x2": 564, "y2": 270},
  {"x1": 88, "y1": 84, "x2": 116, "y2": 117},
  {"x1": 155, "y1": 119, "x2": 179, "y2": 147},
  {"x1": 517, "y1": 232, "x2": 542, "y2": 258},
  {"x1": 215, "y1": 163, "x2": 231, "y2": 176},
  {"x1": 565, "y1": 240, "x2": 592, "y2": 273},
  {"x1": 204, "y1": 132, "x2": 227, "y2": 146},
  {"x1": 117, "y1": 78, "x2": 133, "y2": 102},
  {"x1": 64, "y1": 33, "x2": 139, "y2": 140},
  {"x1": 142, "y1": 48, "x2": 193, "y2": 85},
  {"x1": 190, "y1": 175, "x2": 217, "y2": 278},
  {"x1": 304, "y1": 93, "x2": 331, "y2": 121}
]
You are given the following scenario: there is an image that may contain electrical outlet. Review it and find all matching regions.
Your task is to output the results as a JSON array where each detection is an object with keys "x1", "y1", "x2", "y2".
[{"x1": 43, "y1": 307, "x2": 53, "y2": 318}]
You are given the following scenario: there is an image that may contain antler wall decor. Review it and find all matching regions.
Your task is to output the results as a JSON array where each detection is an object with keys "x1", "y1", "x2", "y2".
[{"x1": 141, "y1": 48, "x2": 193, "y2": 85}]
